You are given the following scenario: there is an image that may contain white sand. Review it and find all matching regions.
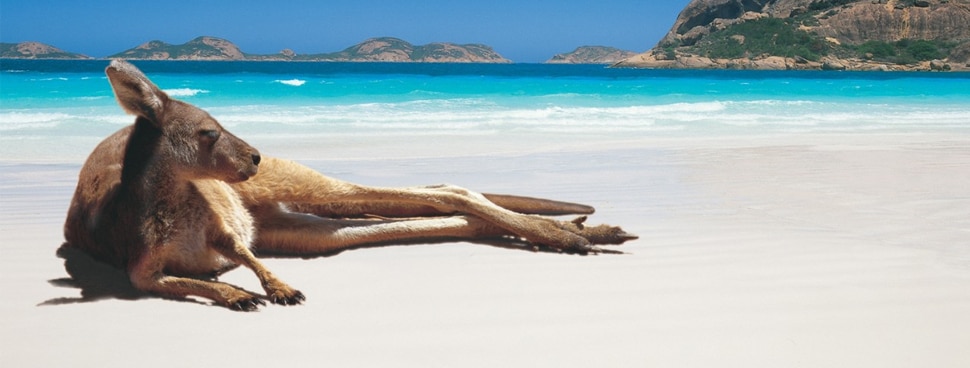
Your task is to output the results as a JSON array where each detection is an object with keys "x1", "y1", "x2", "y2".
[{"x1": 2, "y1": 133, "x2": 969, "y2": 367}]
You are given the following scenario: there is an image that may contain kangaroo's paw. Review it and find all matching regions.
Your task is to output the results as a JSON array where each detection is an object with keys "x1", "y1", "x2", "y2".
[
  {"x1": 269, "y1": 289, "x2": 306, "y2": 306},
  {"x1": 226, "y1": 293, "x2": 266, "y2": 312},
  {"x1": 541, "y1": 216, "x2": 638, "y2": 254},
  {"x1": 525, "y1": 218, "x2": 597, "y2": 255},
  {"x1": 564, "y1": 216, "x2": 639, "y2": 245},
  {"x1": 264, "y1": 281, "x2": 306, "y2": 306}
]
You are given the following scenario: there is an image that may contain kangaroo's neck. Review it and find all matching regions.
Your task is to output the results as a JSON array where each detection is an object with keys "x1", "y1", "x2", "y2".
[
  {"x1": 119, "y1": 118, "x2": 198, "y2": 248},
  {"x1": 120, "y1": 118, "x2": 191, "y2": 204},
  {"x1": 121, "y1": 118, "x2": 161, "y2": 184}
]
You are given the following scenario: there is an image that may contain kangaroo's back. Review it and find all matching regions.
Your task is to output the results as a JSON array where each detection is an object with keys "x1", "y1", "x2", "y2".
[{"x1": 63, "y1": 125, "x2": 135, "y2": 268}]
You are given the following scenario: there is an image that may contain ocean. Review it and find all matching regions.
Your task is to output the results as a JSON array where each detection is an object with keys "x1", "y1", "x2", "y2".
[{"x1": 2, "y1": 59, "x2": 970, "y2": 162}]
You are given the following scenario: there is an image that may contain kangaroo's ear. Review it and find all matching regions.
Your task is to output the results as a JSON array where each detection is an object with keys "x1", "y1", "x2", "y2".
[{"x1": 105, "y1": 59, "x2": 168, "y2": 125}]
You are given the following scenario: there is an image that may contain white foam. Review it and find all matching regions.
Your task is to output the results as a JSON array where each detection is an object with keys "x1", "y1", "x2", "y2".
[
  {"x1": 163, "y1": 88, "x2": 209, "y2": 97},
  {"x1": 0, "y1": 111, "x2": 132, "y2": 132},
  {"x1": 0, "y1": 112, "x2": 71, "y2": 130},
  {"x1": 276, "y1": 79, "x2": 306, "y2": 87},
  {"x1": 6, "y1": 99, "x2": 968, "y2": 140},
  {"x1": 0, "y1": 121, "x2": 59, "y2": 131},
  {"x1": 208, "y1": 101, "x2": 732, "y2": 137}
]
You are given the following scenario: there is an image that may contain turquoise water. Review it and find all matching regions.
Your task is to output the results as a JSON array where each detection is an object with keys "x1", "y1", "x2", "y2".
[{"x1": 2, "y1": 60, "x2": 969, "y2": 161}]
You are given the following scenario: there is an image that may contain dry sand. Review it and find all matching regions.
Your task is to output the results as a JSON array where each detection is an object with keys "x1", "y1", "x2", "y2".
[{"x1": 2, "y1": 133, "x2": 969, "y2": 367}]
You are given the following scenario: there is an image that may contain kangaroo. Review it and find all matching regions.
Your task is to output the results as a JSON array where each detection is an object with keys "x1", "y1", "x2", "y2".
[{"x1": 63, "y1": 60, "x2": 636, "y2": 311}]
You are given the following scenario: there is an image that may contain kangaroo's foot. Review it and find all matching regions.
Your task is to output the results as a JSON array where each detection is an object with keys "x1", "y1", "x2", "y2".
[
  {"x1": 227, "y1": 292, "x2": 267, "y2": 311},
  {"x1": 525, "y1": 216, "x2": 637, "y2": 255},
  {"x1": 268, "y1": 287, "x2": 306, "y2": 306},
  {"x1": 563, "y1": 216, "x2": 639, "y2": 245},
  {"x1": 262, "y1": 280, "x2": 306, "y2": 306}
]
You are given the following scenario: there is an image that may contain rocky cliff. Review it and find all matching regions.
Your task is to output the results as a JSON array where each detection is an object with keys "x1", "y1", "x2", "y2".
[
  {"x1": 106, "y1": 36, "x2": 510, "y2": 63},
  {"x1": 615, "y1": 0, "x2": 970, "y2": 71},
  {"x1": 546, "y1": 46, "x2": 638, "y2": 64},
  {"x1": 0, "y1": 42, "x2": 91, "y2": 59}
]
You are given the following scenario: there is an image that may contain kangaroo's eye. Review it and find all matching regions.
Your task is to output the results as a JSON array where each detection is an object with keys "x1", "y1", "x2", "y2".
[{"x1": 200, "y1": 129, "x2": 221, "y2": 140}]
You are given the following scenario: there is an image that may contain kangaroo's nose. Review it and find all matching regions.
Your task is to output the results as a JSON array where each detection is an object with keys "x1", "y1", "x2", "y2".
[{"x1": 252, "y1": 153, "x2": 261, "y2": 166}]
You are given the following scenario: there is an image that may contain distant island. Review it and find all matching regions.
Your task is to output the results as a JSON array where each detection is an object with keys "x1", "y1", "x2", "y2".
[
  {"x1": 613, "y1": 0, "x2": 970, "y2": 71},
  {"x1": 107, "y1": 36, "x2": 513, "y2": 63},
  {"x1": 1, "y1": 37, "x2": 633, "y2": 64},
  {"x1": 1, "y1": 42, "x2": 92, "y2": 59},
  {"x1": 546, "y1": 46, "x2": 638, "y2": 64},
  {"x1": 0, "y1": 37, "x2": 513, "y2": 63}
]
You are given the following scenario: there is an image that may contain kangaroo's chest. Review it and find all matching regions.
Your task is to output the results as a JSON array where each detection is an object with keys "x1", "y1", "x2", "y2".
[{"x1": 162, "y1": 180, "x2": 255, "y2": 276}]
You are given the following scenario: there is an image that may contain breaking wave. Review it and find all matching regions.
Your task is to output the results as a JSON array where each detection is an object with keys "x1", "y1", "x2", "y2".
[
  {"x1": 163, "y1": 88, "x2": 209, "y2": 97},
  {"x1": 275, "y1": 79, "x2": 306, "y2": 86}
]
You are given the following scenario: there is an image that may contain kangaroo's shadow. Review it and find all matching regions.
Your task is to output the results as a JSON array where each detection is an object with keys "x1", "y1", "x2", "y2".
[
  {"x1": 42, "y1": 244, "x2": 247, "y2": 308},
  {"x1": 42, "y1": 238, "x2": 620, "y2": 307},
  {"x1": 40, "y1": 244, "x2": 152, "y2": 306}
]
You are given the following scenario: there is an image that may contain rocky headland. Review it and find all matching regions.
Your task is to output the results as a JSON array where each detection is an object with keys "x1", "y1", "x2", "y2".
[
  {"x1": 546, "y1": 46, "x2": 638, "y2": 64},
  {"x1": 614, "y1": 0, "x2": 970, "y2": 71}
]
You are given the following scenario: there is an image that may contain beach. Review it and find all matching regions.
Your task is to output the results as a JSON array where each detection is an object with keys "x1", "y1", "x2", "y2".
[{"x1": 2, "y1": 130, "x2": 969, "y2": 367}]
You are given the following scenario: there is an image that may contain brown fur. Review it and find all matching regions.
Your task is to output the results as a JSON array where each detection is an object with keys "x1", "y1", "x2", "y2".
[{"x1": 63, "y1": 60, "x2": 636, "y2": 311}]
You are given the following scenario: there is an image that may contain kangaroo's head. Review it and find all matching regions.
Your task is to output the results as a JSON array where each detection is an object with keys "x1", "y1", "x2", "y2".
[{"x1": 105, "y1": 60, "x2": 260, "y2": 183}]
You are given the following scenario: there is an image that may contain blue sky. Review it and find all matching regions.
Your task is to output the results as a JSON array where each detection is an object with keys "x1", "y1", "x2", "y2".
[{"x1": 1, "y1": 0, "x2": 691, "y2": 62}]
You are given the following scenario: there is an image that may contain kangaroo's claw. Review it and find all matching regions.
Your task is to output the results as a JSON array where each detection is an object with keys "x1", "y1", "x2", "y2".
[
  {"x1": 229, "y1": 296, "x2": 265, "y2": 312},
  {"x1": 555, "y1": 219, "x2": 638, "y2": 247},
  {"x1": 271, "y1": 290, "x2": 306, "y2": 306},
  {"x1": 571, "y1": 216, "x2": 588, "y2": 229}
]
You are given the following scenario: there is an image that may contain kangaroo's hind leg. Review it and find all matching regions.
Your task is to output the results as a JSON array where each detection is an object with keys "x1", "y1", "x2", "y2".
[
  {"x1": 251, "y1": 204, "x2": 635, "y2": 256},
  {"x1": 234, "y1": 157, "x2": 636, "y2": 252},
  {"x1": 284, "y1": 192, "x2": 594, "y2": 219},
  {"x1": 250, "y1": 204, "x2": 509, "y2": 256}
]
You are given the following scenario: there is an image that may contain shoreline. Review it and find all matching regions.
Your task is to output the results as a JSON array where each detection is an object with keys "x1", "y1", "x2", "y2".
[{"x1": 5, "y1": 130, "x2": 970, "y2": 164}]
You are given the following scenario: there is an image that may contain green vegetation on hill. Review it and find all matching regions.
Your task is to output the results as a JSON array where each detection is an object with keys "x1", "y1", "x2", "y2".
[
  {"x1": 808, "y1": 0, "x2": 856, "y2": 11},
  {"x1": 410, "y1": 43, "x2": 463, "y2": 61},
  {"x1": 853, "y1": 39, "x2": 952, "y2": 64},
  {"x1": 694, "y1": 18, "x2": 827, "y2": 61}
]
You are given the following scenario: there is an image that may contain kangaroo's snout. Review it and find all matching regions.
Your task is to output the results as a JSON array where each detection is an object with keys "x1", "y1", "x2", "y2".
[
  {"x1": 233, "y1": 148, "x2": 261, "y2": 182},
  {"x1": 243, "y1": 151, "x2": 261, "y2": 180}
]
